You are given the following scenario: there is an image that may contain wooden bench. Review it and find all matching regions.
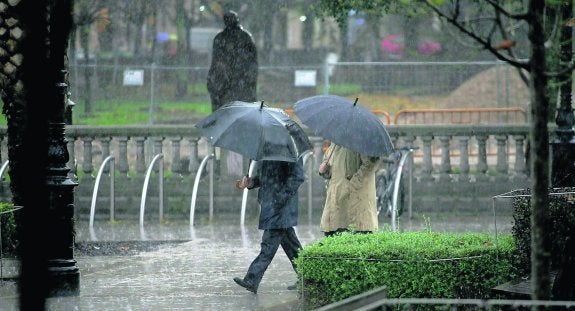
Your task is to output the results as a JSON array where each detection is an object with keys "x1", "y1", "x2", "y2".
[{"x1": 492, "y1": 271, "x2": 558, "y2": 299}]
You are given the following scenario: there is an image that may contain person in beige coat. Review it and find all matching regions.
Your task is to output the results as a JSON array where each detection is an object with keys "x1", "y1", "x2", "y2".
[{"x1": 319, "y1": 142, "x2": 381, "y2": 236}]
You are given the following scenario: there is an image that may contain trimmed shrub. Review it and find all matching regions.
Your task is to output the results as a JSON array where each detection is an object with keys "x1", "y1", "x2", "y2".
[
  {"x1": 295, "y1": 231, "x2": 517, "y2": 309},
  {"x1": 0, "y1": 202, "x2": 18, "y2": 257},
  {"x1": 511, "y1": 187, "x2": 575, "y2": 276}
]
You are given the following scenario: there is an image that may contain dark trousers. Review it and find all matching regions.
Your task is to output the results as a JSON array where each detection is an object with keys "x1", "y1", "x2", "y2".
[{"x1": 243, "y1": 227, "x2": 302, "y2": 289}]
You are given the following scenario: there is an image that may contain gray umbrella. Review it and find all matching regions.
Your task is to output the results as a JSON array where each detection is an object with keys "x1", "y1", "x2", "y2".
[
  {"x1": 196, "y1": 101, "x2": 312, "y2": 162},
  {"x1": 294, "y1": 95, "x2": 393, "y2": 157}
]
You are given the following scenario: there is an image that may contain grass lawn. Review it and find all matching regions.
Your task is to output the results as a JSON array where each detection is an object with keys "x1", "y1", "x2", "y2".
[
  {"x1": 72, "y1": 100, "x2": 213, "y2": 125},
  {"x1": 0, "y1": 84, "x2": 441, "y2": 126},
  {"x1": 68, "y1": 94, "x2": 440, "y2": 126}
]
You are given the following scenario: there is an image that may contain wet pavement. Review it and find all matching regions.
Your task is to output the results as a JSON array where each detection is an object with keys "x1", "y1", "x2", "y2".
[{"x1": 0, "y1": 209, "x2": 512, "y2": 311}]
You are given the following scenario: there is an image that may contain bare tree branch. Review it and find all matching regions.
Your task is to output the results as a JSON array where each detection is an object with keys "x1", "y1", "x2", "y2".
[
  {"x1": 453, "y1": 0, "x2": 461, "y2": 20},
  {"x1": 74, "y1": 1, "x2": 105, "y2": 26},
  {"x1": 492, "y1": 7, "x2": 531, "y2": 85},
  {"x1": 543, "y1": 6, "x2": 560, "y2": 49},
  {"x1": 423, "y1": 0, "x2": 529, "y2": 69},
  {"x1": 484, "y1": 0, "x2": 529, "y2": 20},
  {"x1": 488, "y1": 9, "x2": 501, "y2": 39},
  {"x1": 548, "y1": 61, "x2": 575, "y2": 79},
  {"x1": 494, "y1": 5, "x2": 522, "y2": 62},
  {"x1": 442, "y1": 19, "x2": 485, "y2": 49}
]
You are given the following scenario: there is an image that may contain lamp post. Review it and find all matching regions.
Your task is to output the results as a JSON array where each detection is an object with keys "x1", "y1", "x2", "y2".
[
  {"x1": 44, "y1": 71, "x2": 80, "y2": 296},
  {"x1": 44, "y1": 0, "x2": 79, "y2": 296},
  {"x1": 551, "y1": 0, "x2": 575, "y2": 187}
]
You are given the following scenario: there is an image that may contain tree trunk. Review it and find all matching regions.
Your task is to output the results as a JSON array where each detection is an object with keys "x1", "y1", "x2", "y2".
[
  {"x1": 80, "y1": 23, "x2": 92, "y2": 116},
  {"x1": 262, "y1": 10, "x2": 274, "y2": 64},
  {"x1": 367, "y1": 15, "x2": 383, "y2": 61},
  {"x1": 150, "y1": 1, "x2": 158, "y2": 62},
  {"x1": 339, "y1": 22, "x2": 349, "y2": 61},
  {"x1": 133, "y1": 6, "x2": 145, "y2": 59},
  {"x1": 174, "y1": 0, "x2": 188, "y2": 99},
  {"x1": 303, "y1": 9, "x2": 314, "y2": 52},
  {"x1": 528, "y1": 0, "x2": 552, "y2": 303},
  {"x1": 277, "y1": 11, "x2": 288, "y2": 51}
]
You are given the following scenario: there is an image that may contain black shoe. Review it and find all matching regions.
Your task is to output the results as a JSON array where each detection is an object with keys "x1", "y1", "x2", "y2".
[
  {"x1": 234, "y1": 277, "x2": 257, "y2": 294},
  {"x1": 287, "y1": 283, "x2": 297, "y2": 290}
]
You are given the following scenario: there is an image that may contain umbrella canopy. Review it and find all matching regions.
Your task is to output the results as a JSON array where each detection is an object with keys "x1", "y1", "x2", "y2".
[
  {"x1": 196, "y1": 101, "x2": 312, "y2": 162},
  {"x1": 293, "y1": 95, "x2": 393, "y2": 157}
]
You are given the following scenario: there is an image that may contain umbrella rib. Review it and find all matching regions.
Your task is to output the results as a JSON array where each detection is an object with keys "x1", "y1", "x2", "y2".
[
  {"x1": 257, "y1": 110, "x2": 266, "y2": 161},
  {"x1": 208, "y1": 110, "x2": 250, "y2": 146}
]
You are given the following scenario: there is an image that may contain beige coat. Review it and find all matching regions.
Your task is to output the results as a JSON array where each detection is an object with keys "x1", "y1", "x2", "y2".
[{"x1": 319, "y1": 144, "x2": 380, "y2": 233}]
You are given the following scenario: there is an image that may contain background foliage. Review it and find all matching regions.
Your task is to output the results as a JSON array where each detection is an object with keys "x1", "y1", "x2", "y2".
[
  {"x1": 0, "y1": 202, "x2": 17, "y2": 257},
  {"x1": 511, "y1": 187, "x2": 575, "y2": 276}
]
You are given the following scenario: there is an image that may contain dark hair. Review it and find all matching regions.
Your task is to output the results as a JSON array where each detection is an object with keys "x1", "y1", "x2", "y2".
[{"x1": 223, "y1": 11, "x2": 239, "y2": 27}]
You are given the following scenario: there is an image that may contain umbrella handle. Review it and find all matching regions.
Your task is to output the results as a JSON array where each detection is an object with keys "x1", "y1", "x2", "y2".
[
  {"x1": 245, "y1": 159, "x2": 252, "y2": 177},
  {"x1": 240, "y1": 160, "x2": 257, "y2": 226},
  {"x1": 238, "y1": 160, "x2": 256, "y2": 188},
  {"x1": 324, "y1": 145, "x2": 335, "y2": 164}
]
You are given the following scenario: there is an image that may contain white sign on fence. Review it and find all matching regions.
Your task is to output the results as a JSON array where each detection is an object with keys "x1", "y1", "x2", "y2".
[
  {"x1": 294, "y1": 70, "x2": 317, "y2": 87},
  {"x1": 123, "y1": 70, "x2": 144, "y2": 86}
]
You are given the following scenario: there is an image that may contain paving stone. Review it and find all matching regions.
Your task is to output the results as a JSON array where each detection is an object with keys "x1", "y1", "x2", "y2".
[{"x1": 1, "y1": 222, "x2": 319, "y2": 310}]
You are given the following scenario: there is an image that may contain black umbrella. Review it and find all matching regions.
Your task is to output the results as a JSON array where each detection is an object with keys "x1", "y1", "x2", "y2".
[
  {"x1": 196, "y1": 101, "x2": 312, "y2": 162},
  {"x1": 293, "y1": 95, "x2": 393, "y2": 157}
]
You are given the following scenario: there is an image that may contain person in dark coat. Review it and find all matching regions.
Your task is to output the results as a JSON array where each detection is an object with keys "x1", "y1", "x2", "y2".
[
  {"x1": 233, "y1": 159, "x2": 305, "y2": 294},
  {"x1": 207, "y1": 11, "x2": 258, "y2": 112}
]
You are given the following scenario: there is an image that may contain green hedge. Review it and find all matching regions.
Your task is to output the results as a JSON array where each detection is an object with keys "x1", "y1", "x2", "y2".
[
  {"x1": 295, "y1": 231, "x2": 517, "y2": 309},
  {"x1": 511, "y1": 187, "x2": 575, "y2": 276},
  {"x1": 0, "y1": 202, "x2": 17, "y2": 257}
]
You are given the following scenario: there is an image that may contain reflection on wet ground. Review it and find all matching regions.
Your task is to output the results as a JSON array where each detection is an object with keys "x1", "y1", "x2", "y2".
[{"x1": 0, "y1": 209, "x2": 513, "y2": 310}]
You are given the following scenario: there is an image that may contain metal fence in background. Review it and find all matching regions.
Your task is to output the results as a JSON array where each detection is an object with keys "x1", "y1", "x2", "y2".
[
  {"x1": 324, "y1": 61, "x2": 524, "y2": 108},
  {"x1": 68, "y1": 63, "x2": 322, "y2": 105},
  {"x1": 68, "y1": 60, "x2": 524, "y2": 122},
  {"x1": 394, "y1": 107, "x2": 527, "y2": 125}
]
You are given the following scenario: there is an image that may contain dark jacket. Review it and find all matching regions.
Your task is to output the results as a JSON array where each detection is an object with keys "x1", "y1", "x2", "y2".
[
  {"x1": 249, "y1": 160, "x2": 305, "y2": 230},
  {"x1": 207, "y1": 24, "x2": 258, "y2": 111}
]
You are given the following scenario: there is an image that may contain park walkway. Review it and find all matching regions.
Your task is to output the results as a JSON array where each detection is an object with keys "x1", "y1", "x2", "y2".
[
  {"x1": 0, "y1": 221, "x2": 324, "y2": 311},
  {"x1": 0, "y1": 209, "x2": 508, "y2": 310}
]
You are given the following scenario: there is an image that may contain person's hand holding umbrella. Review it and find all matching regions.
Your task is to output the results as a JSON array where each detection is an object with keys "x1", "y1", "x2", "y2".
[
  {"x1": 317, "y1": 141, "x2": 334, "y2": 179},
  {"x1": 318, "y1": 162, "x2": 330, "y2": 174},
  {"x1": 235, "y1": 175, "x2": 253, "y2": 190}
]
